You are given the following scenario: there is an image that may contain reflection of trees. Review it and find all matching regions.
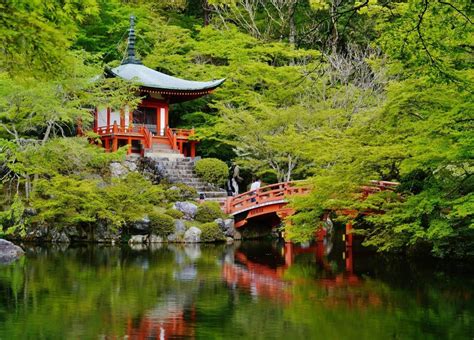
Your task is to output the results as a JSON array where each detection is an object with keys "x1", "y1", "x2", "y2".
[{"x1": 0, "y1": 243, "x2": 473, "y2": 339}]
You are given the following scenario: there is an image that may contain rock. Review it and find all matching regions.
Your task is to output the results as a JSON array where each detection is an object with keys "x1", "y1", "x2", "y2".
[
  {"x1": 25, "y1": 225, "x2": 48, "y2": 240},
  {"x1": 184, "y1": 227, "x2": 201, "y2": 243},
  {"x1": 226, "y1": 237, "x2": 234, "y2": 244},
  {"x1": 110, "y1": 162, "x2": 129, "y2": 178},
  {"x1": 94, "y1": 223, "x2": 121, "y2": 243},
  {"x1": 167, "y1": 220, "x2": 186, "y2": 242},
  {"x1": 132, "y1": 216, "x2": 150, "y2": 232},
  {"x1": 173, "y1": 202, "x2": 198, "y2": 220},
  {"x1": 214, "y1": 218, "x2": 225, "y2": 230},
  {"x1": 148, "y1": 234, "x2": 163, "y2": 243},
  {"x1": 124, "y1": 160, "x2": 137, "y2": 172},
  {"x1": 129, "y1": 235, "x2": 148, "y2": 244},
  {"x1": 50, "y1": 230, "x2": 70, "y2": 243},
  {"x1": 0, "y1": 239, "x2": 24, "y2": 264},
  {"x1": 175, "y1": 219, "x2": 186, "y2": 234},
  {"x1": 223, "y1": 219, "x2": 235, "y2": 237}
]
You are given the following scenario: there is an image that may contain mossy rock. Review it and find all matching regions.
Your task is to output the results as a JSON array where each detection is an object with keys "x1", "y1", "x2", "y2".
[
  {"x1": 148, "y1": 212, "x2": 175, "y2": 236},
  {"x1": 200, "y1": 222, "x2": 225, "y2": 242},
  {"x1": 195, "y1": 201, "x2": 225, "y2": 223}
]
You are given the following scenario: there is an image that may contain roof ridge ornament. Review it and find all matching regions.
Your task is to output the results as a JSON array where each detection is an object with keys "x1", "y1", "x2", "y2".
[{"x1": 122, "y1": 15, "x2": 142, "y2": 65}]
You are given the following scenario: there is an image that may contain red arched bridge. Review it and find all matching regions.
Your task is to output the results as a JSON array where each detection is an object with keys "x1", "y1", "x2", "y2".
[{"x1": 224, "y1": 180, "x2": 398, "y2": 230}]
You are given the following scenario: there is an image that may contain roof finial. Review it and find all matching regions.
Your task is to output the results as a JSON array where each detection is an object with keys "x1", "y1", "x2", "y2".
[{"x1": 122, "y1": 15, "x2": 142, "y2": 65}]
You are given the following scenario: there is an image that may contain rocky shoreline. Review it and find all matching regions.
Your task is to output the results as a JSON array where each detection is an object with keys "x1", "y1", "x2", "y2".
[{"x1": 6, "y1": 201, "x2": 239, "y2": 245}]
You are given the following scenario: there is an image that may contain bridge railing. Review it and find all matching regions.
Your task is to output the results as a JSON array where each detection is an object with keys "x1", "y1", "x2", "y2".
[{"x1": 225, "y1": 181, "x2": 310, "y2": 215}]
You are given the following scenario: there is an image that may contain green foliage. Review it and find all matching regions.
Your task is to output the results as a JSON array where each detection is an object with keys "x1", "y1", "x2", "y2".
[
  {"x1": 195, "y1": 201, "x2": 225, "y2": 223},
  {"x1": 194, "y1": 158, "x2": 228, "y2": 187},
  {"x1": 199, "y1": 222, "x2": 225, "y2": 242},
  {"x1": 164, "y1": 183, "x2": 198, "y2": 202},
  {"x1": 148, "y1": 212, "x2": 175, "y2": 236},
  {"x1": 0, "y1": 195, "x2": 27, "y2": 237},
  {"x1": 165, "y1": 208, "x2": 184, "y2": 220}
]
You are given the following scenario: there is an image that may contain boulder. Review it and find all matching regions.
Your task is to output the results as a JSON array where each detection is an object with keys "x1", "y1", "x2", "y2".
[
  {"x1": 214, "y1": 218, "x2": 225, "y2": 230},
  {"x1": 148, "y1": 234, "x2": 163, "y2": 243},
  {"x1": 50, "y1": 229, "x2": 70, "y2": 243},
  {"x1": 173, "y1": 202, "x2": 198, "y2": 220},
  {"x1": 167, "y1": 220, "x2": 187, "y2": 242},
  {"x1": 184, "y1": 227, "x2": 201, "y2": 243},
  {"x1": 94, "y1": 223, "x2": 121, "y2": 243},
  {"x1": 0, "y1": 239, "x2": 24, "y2": 264},
  {"x1": 129, "y1": 235, "x2": 148, "y2": 244},
  {"x1": 223, "y1": 219, "x2": 235, "y2": 237},
  {"x1": 110, "y1": 162, "x2": 129, "y2": 178},
  {"x1": 226, "y1": 237, "x2": 234, "y2": 244}
]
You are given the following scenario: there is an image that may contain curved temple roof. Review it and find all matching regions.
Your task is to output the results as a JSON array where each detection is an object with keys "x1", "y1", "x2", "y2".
[{"x1": 109, "y1": 63, "x2": 225, "y2": 91}]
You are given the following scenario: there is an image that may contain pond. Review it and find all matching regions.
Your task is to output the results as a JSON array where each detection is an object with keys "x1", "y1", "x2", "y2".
[{"x1": 0, "y1": 237, "x2": 473, "y2": 339}]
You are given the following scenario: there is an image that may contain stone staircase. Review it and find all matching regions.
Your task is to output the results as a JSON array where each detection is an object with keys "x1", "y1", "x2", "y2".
[{"x1": 144, "y1": 144, "x2": 228, "y2": 205}]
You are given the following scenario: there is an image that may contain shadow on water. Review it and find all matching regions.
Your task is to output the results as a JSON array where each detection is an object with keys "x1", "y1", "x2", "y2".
[{"x1": 0, "y1": 234, "x2": 474, "y2": 339}]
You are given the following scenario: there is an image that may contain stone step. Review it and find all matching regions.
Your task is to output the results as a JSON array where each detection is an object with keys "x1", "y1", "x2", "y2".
[{"x1": 197, "y1": 191, "x2": 228, "y2": 198}]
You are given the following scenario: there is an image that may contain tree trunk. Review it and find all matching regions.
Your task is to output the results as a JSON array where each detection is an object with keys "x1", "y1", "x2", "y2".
[
  {"x1": 288, "y1": 2, "x2": 297, "y2": 46},
  {"x1": 203, "y1": 0, "x2": 210, "y2": 26}
]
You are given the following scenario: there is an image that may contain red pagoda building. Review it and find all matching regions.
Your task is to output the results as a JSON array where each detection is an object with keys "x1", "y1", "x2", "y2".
[{"x1": 92, "y1": 16, "x2": 224, "y2": 157}]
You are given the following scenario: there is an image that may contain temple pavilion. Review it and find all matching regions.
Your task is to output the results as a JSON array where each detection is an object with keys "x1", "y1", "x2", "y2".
[{"x1": 92, "y1": 16, "x2": 225, "y2": 157}]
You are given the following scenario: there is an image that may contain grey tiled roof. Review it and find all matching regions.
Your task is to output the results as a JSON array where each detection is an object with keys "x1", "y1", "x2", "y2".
[{"x1": 110, "y1": 63, "x2": 225, "y2": 91}]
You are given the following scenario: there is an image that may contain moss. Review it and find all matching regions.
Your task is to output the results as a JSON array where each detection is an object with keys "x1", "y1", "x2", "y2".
[
  {"x1": 195, "y1": 201, "x2": 225, "y2": 223},
  {"x1": 165, "y1": 208, "x2": 184, "y2": 219},
  {"x1": 148, "y1": 212, "x2": 175, "y2": 236},
  {"x1": 194, "y1": 158, "x2": 228, "y2": 187},
  {"x1": 165, "y1": 183, "x2": 198, "y2": 202},
  {"x1": 200, "y1": 222, "x2": 225, "y2": 242}
]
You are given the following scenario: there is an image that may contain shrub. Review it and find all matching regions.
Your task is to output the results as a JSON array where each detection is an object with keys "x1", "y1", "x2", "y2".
[
  {"x1": 195, "y1": 201, "x2": 225, "y2": 223},
  {"x1": 200, "y1": 222, "x2": 225, "y2": 242},
  {"x1": 194, "y1": 158, "x2": 228, "y2": 187},
  {"x1": 165, "y1": 208, "x2": 184, "y2": 219},
  {"x1": 165, "y1": 183, "x2": 198, "y2": 202},
  {"x1": 148, "y1": 212, "x2": 175, "y2": 236}
]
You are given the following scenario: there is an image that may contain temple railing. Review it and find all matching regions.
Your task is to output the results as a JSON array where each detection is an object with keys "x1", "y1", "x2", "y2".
[
  {"x1": 94, "y1": 124, "x2": 153, "y2": 148},
  {"x1": 171, "y1": 128, "x2": 195, "y2": 139},
  {"x1": 165, "y1": 126, "x2": 178, "y2": 150}
]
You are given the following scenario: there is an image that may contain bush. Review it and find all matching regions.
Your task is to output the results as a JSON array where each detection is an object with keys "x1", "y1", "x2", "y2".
[
  {"x1": 148, "y1": 212, "x2": 175, "y2": 236},
  {"x1": 194, "y1": 158, "x2": 228, "y2": 187},
  {"x1": 195, "y1": 201, "x2": 225, "y2": 223},
  {"x1": 165, "y1": 208, "x2": 184, "y2": 219},
  {"x1": 200, "y1": 222, "x2": 225, "y2": 242},
  {"x1": 165, "y1": 183, "x2": 198, "y2": 202}
]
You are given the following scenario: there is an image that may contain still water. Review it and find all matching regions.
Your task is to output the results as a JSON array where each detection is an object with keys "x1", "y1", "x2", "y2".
[{"x1": 0, "y1": 237, "x2": 473, "y2": 339}]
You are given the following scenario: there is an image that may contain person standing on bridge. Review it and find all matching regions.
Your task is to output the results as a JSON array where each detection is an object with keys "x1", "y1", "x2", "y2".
[
  {"x1": 227, "y1": 162, "x2": 243, "y2": 196},
  {"x1": 249, "y1": 178, "x2": 261, "y2": 202}
]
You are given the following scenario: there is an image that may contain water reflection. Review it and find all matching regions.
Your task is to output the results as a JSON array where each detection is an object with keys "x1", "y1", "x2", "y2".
[{"x1": 0, "y1": 238, "x2": 473, "y2": 339}]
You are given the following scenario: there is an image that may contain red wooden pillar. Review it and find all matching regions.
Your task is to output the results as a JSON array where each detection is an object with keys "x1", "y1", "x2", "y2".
[
  {"x1": 129, "y1": 109, "x2": 133, "y2": 131},
  {"x1": 284, "y1": 243, "x2": 294, "y2": 267},
  {"x1": 346, "y1": 221, "x2": 353, "y2": 247},
  {"x1": 190, "y1": 141, "x2": 196, "y2": 158},
  {"x1": 112, "y1": 137, "x2": 118, "y2": 152},
  {"x1": 106, "y1": 107, "x2": 111, "y2": 130},
  {"x1": 104, "y1": 138, "x2": 110, "y2": 152},
  {"x1": 127, "y1": 136, "x2": 132, "y2": 154},
  {"x1": 345, "y1": 244, "x2": 353, "y2": 273}
]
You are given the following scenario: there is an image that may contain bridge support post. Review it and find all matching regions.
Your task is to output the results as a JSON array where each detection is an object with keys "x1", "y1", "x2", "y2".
[{"x1": 345, "y1": 222, "x2": 353, "y2": 248}]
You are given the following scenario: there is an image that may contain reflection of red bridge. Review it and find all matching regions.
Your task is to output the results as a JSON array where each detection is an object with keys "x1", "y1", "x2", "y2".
[
  {"x1": 222, "y1": 242, "x2": 360, "y2": 305},
  {"x1": 224, "y1": 180, "x2": 398, "y2": 231}
]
